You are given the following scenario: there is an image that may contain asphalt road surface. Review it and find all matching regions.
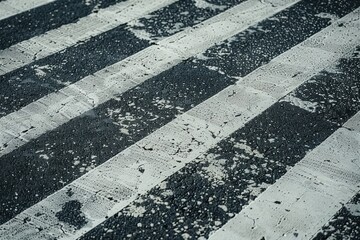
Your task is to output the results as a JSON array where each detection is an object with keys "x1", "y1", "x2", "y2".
[{"x1": 0, "y1": 0, "x2": 359, "y2": 239}]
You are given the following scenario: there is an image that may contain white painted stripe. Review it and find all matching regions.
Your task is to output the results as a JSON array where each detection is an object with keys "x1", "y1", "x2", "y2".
[
  {"x1": 0, "y1": 0, "x2": 177, "y2": 75},
  {"x1": 209, "y1": 116, "x2": 360, "y2": 240},
  {"x1": 0, "y1": 0, "x2": 55, "y2": 21},
  {"x1": 1, "y1": 8, "x2": 358, "y2": 240},
  {"x1": 344, "y1": 111, "x2": 360, "y2": 133},
  {"x1": 238, "y1": 8, "x2": 360, "y2": 100},
  {"x1": 0, "y1": 0, "x2": 300, "y2": 157}
]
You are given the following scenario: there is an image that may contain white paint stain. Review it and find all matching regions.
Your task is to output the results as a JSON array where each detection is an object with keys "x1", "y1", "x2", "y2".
[
  {"x1": 39, "y1": 154, "x2": 49, "y2": 160},
  {"x1": 194, "y1": 0, "x2": 227, "y2": 11},
  {"x1": 281, "y1": 93, "x2": 318, "y2": 113},
  {"x1": 316, "y1": 12, "x2": 339, "y2": 23},
  {"x1": 124, "y1": 204, "x2": 146, "y2": 218},
  {"x1": 346, "y1": 203, "x2": 360, "y2": 217},
  {"x1": 234, "y1": 142, "x2": 264, "y2": 158},
  {"x1": 34, "y1": 65, "x2": 52, "y2": 78}
]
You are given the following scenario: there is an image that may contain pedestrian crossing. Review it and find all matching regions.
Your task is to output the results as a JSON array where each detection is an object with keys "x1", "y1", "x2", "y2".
[
  {"x1": 0, "y1": 0, "x2": 298, "y2": 159},
  {"x1": 0, "y1": 0, "x2": 359, "y2": 239},
  {"x1": 0, "y1": 0, "x2": 177, "y2": 76},
  {"x1": 209, "y1": 112, "x2": 360, "y2": 239},
  {"x1": 0, "y1": 0, "x2": 56, "y2": 21},
  {"x1": 0, "y1": 0, "x2": 133, "y2": 50}
]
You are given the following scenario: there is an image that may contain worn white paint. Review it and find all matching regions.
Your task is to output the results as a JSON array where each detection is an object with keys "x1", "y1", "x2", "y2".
[
  {"x1": 237, "y1": 6, "x2": 360, "y2": 100},
  {"x1": 0, "y1": 0, "x2": 178, "y2": 75},
  {"x1": 0, "y1": 0, "x2": 300, "y2": 157},
  {"x1": 209, "y1": 117, "x2": 360, "y2": 240},
  {"x1": 0, "y1": 0, "x2": 55, "y2": 21},
  {"x1": 281, "y1": 93, "x2": 318, "y2": 112},
  {"x1": 194, "y1": 0, "x2": 227, "y2": 11},
  {"x1": 1, "y1": 7, "x2": 359, "y2": 239},
  {"x1": 0, "y1": 73, "x2": 276, "y2": 240},
  {"x1": 344, "y1": 111, "x2": 360, "y2": 132}
]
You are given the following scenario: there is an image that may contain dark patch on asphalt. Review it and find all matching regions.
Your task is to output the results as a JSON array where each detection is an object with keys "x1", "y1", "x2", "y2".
[
  {"x1": 313, "y1": 192, "x2": 360, "y2": 240},
  {"x1": 0, "y1": 26, "x2": 150, "y2": 117},
  {"x1": 23, "y1": 216, "x2": 31, "y2": 224},
  {"x1": 0, "y1": 0, "x2": 127, "y2": 50},
  {"x1": 288, "y1": 47, "x2": 360, "y2": 126},
  {"x1": 66, "y1": 188, "x2": 74, "y2": 197},
  {"x1": 80, "y1": 102, "x2": 338, "y2": 239},
  {"x1": 55, "y1": 200, "x2": 87, "y2": 229}
]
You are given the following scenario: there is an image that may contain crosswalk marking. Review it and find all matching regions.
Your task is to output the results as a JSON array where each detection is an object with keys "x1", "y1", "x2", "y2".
[
  {"x1": 209, "y1": 112, "x2": 360, "y2": 240},
  {"x1": 1, "y1": 1, "x2": 359, "y2": 239},
  {"x1": 0, "y1": 0, "x2": 177, "y2": 76},
  {"x1": 240, "y1": 16, "x2": 360, "y2": 99},
  {"x1": 1, "y1": 8, "x2": 358, "y2": 238},
  {"x1": 0, "y1": 0, "x2": 55, "y2": 21},
  {"x1": 0, "y1": 0, "x2": 299, "y2": 157},
  {"x1": 0, "y1": 0, "x2": 135, "y2": 50},
  {"x1": 3, "y1": 0, "x2": 355, "y2": 227}
]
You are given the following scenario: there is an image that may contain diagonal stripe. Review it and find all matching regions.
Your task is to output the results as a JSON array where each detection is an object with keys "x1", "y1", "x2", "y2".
[
  {"x1": 0, "y1": 0, "x2": 300, "y2": 157},
  {"x1": 0, "y1": 0, "x2": 130, "y2": 50},
  {"x1": 0, "y1": 0, "x2": 178, "y2": 76},
  {"x1": 1, "y1": 9, "x2": 358, "y2": 239},
  {"x1": 0, "y1": 0, "x2": 56, "y2": 21},
  {"x1": 209, "y1": 112, "x2": 360, "y2": 240},
  {"x1": 311, "y1": 191, "x2": 360, "y2": 239},
  {"x1": 279, "y1": 48, "x2": 360, "y2": 126}
]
